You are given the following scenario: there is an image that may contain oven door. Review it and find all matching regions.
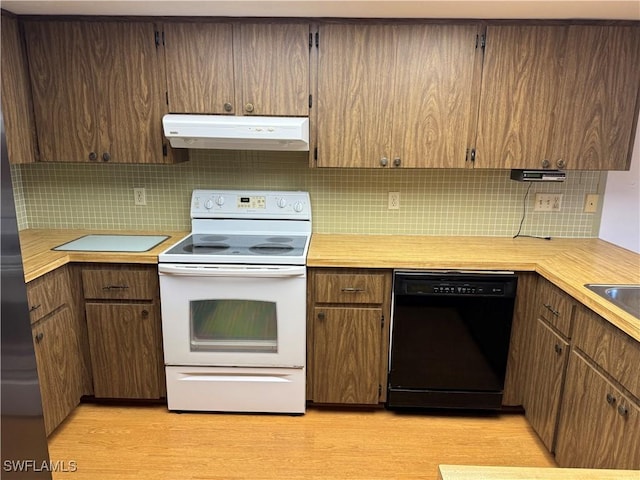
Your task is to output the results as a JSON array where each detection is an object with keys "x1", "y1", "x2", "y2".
[{"x1": 159, "y1": 264, "x2": 306, "y2": 368}]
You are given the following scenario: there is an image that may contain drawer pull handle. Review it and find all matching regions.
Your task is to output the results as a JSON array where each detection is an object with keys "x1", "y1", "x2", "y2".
[
  {"x1": 29, "y1": 304, "x2": 42, "y2": 313},
  {"x1": 554, "y1": 344, "x2": 563, "y2": 355},
  {"x1": 543, "y1": 303, "x2": 559, "y2": 316},
  {"x1": 341, "y1": 287, "x2": 364, "y2": 293},
  {"x1": 34, "y1": 332, "x2": 44, "y2": 343},
  {"x1": 103, "y1": 285, "x2": 129, "y2": 290},
  {"x1": 317, "y1": 312, "x2": 325, "y2": 321},
  {"x1": 141, "y1": 310, "x2": 149, "y2": 318},
  {"x1": 617, "y1": 404, "x2": 628, "y2": 417},
  {"x1": 606, "y1": 393, "x2": 616, "y2": 405}
]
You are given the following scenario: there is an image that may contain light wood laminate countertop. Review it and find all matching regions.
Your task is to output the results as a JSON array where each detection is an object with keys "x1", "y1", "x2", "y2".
[
  {"x1": 438, "y1": 464, "x2": 639, "y2": 480},
  {"x1": 19, "y1": 230, "x2": 640, "y2": 341},
  {"x1": 19, "y1": 229, "x2": 187, "y2": 283},
  {"x1": 308, "y1": 234, "x2": 640, "y2": 342}
]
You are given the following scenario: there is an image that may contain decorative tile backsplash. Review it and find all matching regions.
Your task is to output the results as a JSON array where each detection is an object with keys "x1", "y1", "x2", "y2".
[{"x1": 11, "y1": 150, "x2": 605, "y2": 238}]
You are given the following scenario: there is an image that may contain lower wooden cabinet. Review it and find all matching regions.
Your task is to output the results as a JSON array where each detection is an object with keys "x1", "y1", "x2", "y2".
[
  {"x1": 81, "y1": 265, "x2": 164, "y2": 399},
  {"x1": 307, "y1": 268, "x2": 391, "y2": 405},
  {"x1": 312, "y1": 307, "x2": 382, "y2": 404},
  {"x1": 32, "y1": 306, "x2": 83, "y2": 436},
  {"x1": 86, "y1": 303, "x2": 160, "y2": 398},
  {"x1": 27, "y1": 265, "x2": 87, "y2": 436},
  {"x1": 555, "y1": 350, "x2": 640, "y2": 469},
  {"x1": 523, "y1": 317, "x2": 569, "y2": 451},
  {"x1": 517, "y1": 276, "x2": 576, "y2": 453}
]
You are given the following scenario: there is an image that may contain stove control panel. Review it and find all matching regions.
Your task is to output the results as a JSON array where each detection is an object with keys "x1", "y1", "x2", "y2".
[
  {"x1": 191, "y1": 190, "x2": 311, "y2": 220},
  {"x1": 238, "y1": 196, "x2": 266, "y2": 209}
]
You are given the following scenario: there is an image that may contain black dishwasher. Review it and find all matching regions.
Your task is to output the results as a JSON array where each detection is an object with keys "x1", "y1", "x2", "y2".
[{"x1": 387, "y1": 270, "x2": 517, "y2": 411}]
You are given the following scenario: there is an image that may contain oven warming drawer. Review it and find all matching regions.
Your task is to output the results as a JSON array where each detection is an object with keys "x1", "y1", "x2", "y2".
[{"x1": 165, "y1": 366, "x2": 306, "y2": 414}]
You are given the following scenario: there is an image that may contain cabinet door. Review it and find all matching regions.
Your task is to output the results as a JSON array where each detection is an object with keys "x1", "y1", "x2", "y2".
[
  {"x1": 164, "y1": 22, "x2": 235, "y2": 114},
  {"x1": 523, "y1": 318, "x2": 569, "y2": 452},
  {"x1": 25, "y1": 20, "x2": 166, "y2": 163},
  {"x1": 96, "y1": 22, "x2": 166, "y2": 164},
  {"x1": 1, "y1": 14, "x2": 38, "y2": 164},
  {"x1": 317, "y1": 24, "x2": 396, "y2": 167},
  {"x1": 32, "y1": 307, "x2": 83, "y2": 436},
  {"x1": 556, "y1": 351, "x2": 640, "y2": 469},
  {"x1": 555, "y1": 25, "x2": 640, "y2": 170},
  {"x1": 312, "y1": 307, "x2": 382, "y2": 404},
  {"x1": 475, "y1": 25, "x2": 570, "y2": 169},
  {"x1": 391, "y1": 24, "x2": 481, "y2": 168},
  {"x1": 236, "y1": 23, "x2": 309, "y2": 116},
  {"x1": 86, "y1": 303, "x2": 160, "y2": 399},
  {"x1": 24, "y1": 20, "x2": 99, "y2": 162}
]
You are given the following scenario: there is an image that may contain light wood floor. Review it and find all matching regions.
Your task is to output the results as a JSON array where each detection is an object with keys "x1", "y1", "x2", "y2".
[{"x1": 48, "y1": 404, "x2": 555, "y2": 479}]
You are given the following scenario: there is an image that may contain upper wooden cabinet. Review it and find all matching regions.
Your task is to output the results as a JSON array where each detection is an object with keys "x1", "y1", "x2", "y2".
[
  {"x1": 1, "y1": 13, "x2": 38, "y2": 164},
  {"x1": 23, "y1": 20, "x2": 176, "y2": 164},
  {"x1": 164, "y1": 22, "x2": 310, "y2": 116},
  {"x1": 475, "y1": 24, "x2": 640, "y2": 170},
  {"x1": 316, "y1": 23, "x2": 482, "y2": 168}
]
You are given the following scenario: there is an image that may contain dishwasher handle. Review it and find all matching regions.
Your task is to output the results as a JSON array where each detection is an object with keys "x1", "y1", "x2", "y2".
[{"x1": 158, "y1": 263, "x2": 306, "y2": 278}]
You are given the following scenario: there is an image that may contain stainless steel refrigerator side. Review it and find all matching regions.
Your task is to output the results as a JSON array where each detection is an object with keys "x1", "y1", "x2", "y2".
[{"x1": 1, "y1": 111, "x2": 52, "y2": 476}]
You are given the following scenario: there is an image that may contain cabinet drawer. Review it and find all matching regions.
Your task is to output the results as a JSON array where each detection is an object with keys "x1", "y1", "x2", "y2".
[
  {"x1": 26, "y1": 267, "x2": 68, "y2": 324},
  {"x1": 537, "y1": 279, "x2": 574, "y2": 337},
  {"x1": 315, "y1": 273, "x2": 385, "y2": 304},
  {"x1": 82, "y1": 268, "x2": 157, "y2": 300},
  {"x1": 573, "y1": 303, "x2": 640, "y2": 399}
]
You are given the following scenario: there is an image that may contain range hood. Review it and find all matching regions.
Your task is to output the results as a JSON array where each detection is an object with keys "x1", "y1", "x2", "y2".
[{"x1": 162, "y1": 114, "x2": 309, "y2": 151}]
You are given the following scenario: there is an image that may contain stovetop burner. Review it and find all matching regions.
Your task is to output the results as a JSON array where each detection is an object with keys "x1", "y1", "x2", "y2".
[
  {"x1": 249, "y1": 243, "x2": 295, "y2": 254},
  {"x1": 184, "y1": 243, "x2": 230, "y2": 253},
  {"x1": 199, "y1": 235, "x2": 229, "y2": 243},
  {"x1": 266, "y1": 237, "x2": 294, "y2": 243}
]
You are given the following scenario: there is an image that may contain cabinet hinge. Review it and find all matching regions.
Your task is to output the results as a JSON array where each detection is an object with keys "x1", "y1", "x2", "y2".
[
  {"x1": 381, "y1": 314, "x2": 385, "y2": 328},
  {"x1": 309, "y1": 94, "x2": 313, "y2": 108},
  {"x1": 309, "y1": 32, "x2": 313, "y2": 48},
  {"x1": 154, "y1": 31, "x2": 160, "y2": 48},
  {"x1": 314, "y1": 146, "x2": 318, "y2": 160},
  {"x1": 315, "y1": 32, "x2": 319, "y2": 48},
  {"x1": 162, "y1": 30, "x2": 165, "y2": 46},
  {"x1": 162, "y1": 144, "x2": 168, "y2": 157},
  {"x1": 466, "y1": 148, "x2": 476, "y2": 163},
  {"x1": 476, "y1": 34, "x2": 486, "y2": 50},
  {"x1": 378, "y1": 384, "x2": 382, "y2": 398}
]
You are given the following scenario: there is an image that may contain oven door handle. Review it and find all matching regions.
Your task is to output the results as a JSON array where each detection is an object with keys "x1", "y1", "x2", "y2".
[{"x1": 158, "y1": 264, "x2": 306, "y2": 278}]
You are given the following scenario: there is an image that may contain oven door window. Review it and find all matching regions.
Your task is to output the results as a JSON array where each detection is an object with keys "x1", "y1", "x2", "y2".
[{"x1": 190, "y1": 299, "x2": 278, "y2": 353}]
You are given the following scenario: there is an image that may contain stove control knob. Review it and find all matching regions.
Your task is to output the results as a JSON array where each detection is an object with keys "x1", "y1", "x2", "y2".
[
  {"x1": 204, "y1": 199, "x2": 214, "y2": 210},
  {"x1": 277, "y1": 198, "x2": 287, "y2": 208},
  {"x1": 294, "y1": 201, "x2": 304, "y2": 213},
  {"x1": 215, "y1": 196, "x2": 225, "y2": 206}
]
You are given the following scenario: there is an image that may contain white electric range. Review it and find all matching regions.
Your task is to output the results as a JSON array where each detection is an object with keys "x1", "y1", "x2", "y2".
[{"x1": 158, "y1": 190, "x2": 311, "y2": 414}]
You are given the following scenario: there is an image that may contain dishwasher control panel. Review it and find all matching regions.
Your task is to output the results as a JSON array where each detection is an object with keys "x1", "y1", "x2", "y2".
[
  {"x1": 394, "y1": 271, "x2": 517, "y2": 298},
  {"x1": 431, "y1": 284, "x2": 504, "y2": 295}
]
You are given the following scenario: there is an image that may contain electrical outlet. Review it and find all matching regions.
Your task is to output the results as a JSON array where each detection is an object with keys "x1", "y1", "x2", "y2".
[
  {"x1": 134, "y1": 188, "x2": 146, "y2": 206},
  {"x1": 534, "y1": 193, "x2": 562, "y2": 212},
  {"x1": 584, "y1": 194, "x2": 599, "y2": 213},
  {"x1": 388, "y1": 192, "x2": 400, "y2": 210}
]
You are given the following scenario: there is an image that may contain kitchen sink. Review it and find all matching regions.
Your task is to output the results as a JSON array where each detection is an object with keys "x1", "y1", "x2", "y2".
[{"x1": 584, "y1": 284, "x2": 640, "y2": 319}]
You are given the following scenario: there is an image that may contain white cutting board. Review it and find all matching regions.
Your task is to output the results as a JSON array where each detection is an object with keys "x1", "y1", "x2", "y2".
[{"x1": 53, "y1": 235, "x2": 169, "y2": 252}]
